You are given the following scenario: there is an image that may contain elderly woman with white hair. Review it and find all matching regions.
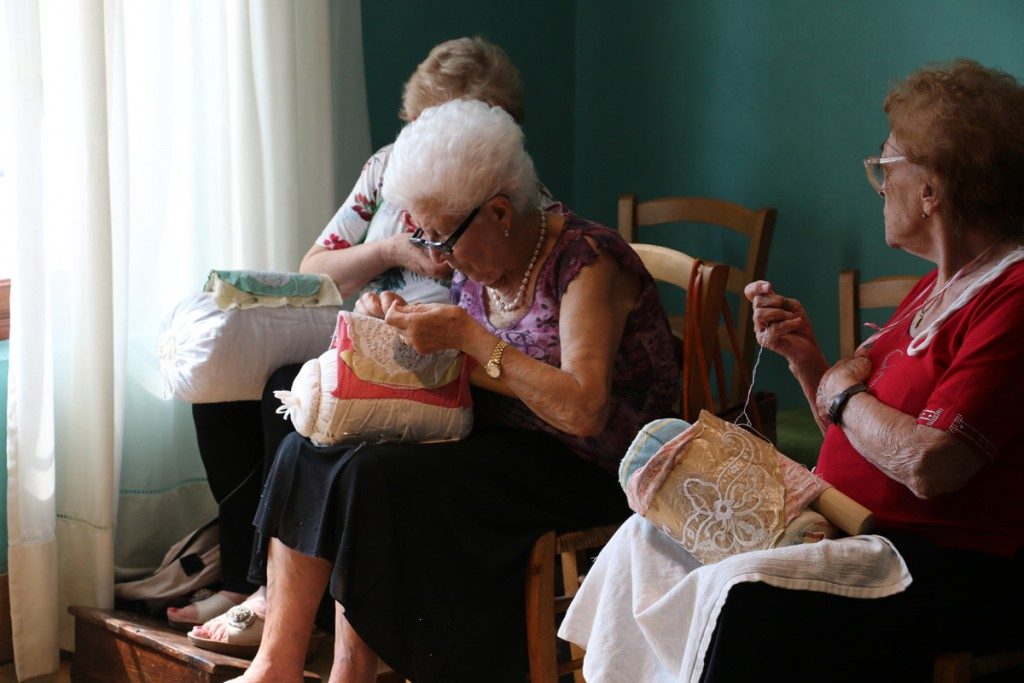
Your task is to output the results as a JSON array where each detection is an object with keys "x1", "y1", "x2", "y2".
[
  {"x1": 228, "y1": 98, "x2": 680, "y2": 683},
  {"x1": 177, "y1": 37, "x2": 561, "y2": 642}
]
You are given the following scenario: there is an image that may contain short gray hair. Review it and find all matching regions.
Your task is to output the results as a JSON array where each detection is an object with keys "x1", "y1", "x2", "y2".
[{"x1": 384, "y1": 99, "x2": 540, "y2": 218}]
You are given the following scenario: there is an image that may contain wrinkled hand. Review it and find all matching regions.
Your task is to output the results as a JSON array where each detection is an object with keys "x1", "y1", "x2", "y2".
[
  {"x1": 385, "y1": 233, "x2": 453, "y2": 279},
  {"x1": 384, "y1": 302, "x2": 469, "y2": 354},
  {"x1": 744, "y1": 280, "x2": 820, "y2": 365},
  {"x1": 815, "y1": 354, "x2": 873, "y2": 420},
  {"x1": 354, "y1": 290, "x2": 408, "y2": 319}
]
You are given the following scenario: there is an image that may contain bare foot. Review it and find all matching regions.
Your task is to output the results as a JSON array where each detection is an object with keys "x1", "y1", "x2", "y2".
[
  {"x1": 223, "y1": 660, "x2": 304, "y2": 683},
  {"x1": 222, "y1": 663, "x2": 301, "y2": 683},
  {"x1": 167, "y1": 589, "x2": 247, "y2": 625},
  {"x1": 190, "y1": 586, "x2": 267, "y2": 641}
]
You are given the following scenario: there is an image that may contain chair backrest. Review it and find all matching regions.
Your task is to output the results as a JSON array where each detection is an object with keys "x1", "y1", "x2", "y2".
[
  {"x1": 837, "y1": 269, "x2": 918, "y2": 359},
  {"x1": 618, "y1": 194, "x2": 776, "y2": 401},
  {"x1": 631, "y1": 243, "x2": 730, "y2": 421}
]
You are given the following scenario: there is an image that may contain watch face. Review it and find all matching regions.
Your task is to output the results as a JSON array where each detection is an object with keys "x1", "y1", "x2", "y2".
[{"x1": 485, "y1": 362, "x2": 500, "y2": 379}]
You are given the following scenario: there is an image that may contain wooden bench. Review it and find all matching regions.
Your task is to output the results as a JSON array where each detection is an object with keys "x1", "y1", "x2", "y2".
[{"x1": 68, "y1": 606, "x2": 320, "y2": 682}]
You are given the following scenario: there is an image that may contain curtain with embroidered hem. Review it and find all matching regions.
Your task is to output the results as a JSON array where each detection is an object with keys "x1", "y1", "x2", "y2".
[{"x1": 2, "y1": 0, "x2": 364, "y2": 678}]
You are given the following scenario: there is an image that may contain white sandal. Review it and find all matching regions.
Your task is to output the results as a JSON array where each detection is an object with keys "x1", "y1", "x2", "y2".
[
  {"x1": 187, "y1": 604, "x2": 328, "y2": 661},
  {"x1": 167, "y1": 590, "x2": 244, "y2": 631},
  {"x1": 187, "y1": 603, "x2": 265, "y2": 658}
]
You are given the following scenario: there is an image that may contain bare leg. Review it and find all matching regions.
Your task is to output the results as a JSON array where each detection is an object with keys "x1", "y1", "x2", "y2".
[
  {"x1": 327, "y1": 603, "x2": 378, "y2": 683},
  {"x1": 226, "y1": 539, "x2": 331, "y2": 682}
]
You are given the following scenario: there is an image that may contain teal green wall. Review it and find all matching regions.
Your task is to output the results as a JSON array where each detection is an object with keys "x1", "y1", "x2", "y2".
[
  {"x1": 353, "y1": 1, "x2": 1024, "y2": 407},
  {"x1": 359, "y1": 0, "x2": 577, "y2": 207},
  {"x1": 572, "y1": 0, "x2": 1024, "y2": 407},
  {"x1": 1, "y1": 340, "x2": 8, "y2": 573}
]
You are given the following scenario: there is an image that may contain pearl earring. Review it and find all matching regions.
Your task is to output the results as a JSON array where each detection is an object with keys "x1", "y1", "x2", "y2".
[
  {"x1": 922, "y1": 211, "x2": 929, "y2": 219},
  {"x1": 504, "y1": 226, "x2": 510, "y2": 238}
]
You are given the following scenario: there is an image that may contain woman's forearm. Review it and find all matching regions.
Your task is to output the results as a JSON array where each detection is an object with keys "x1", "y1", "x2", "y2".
[
  {"x1": 835, "y1": 392, "x2": 984, "y2": 498},
  {"x1": 300, "y1": 242, "x2": 395, "y2": 298},
  {"x1": 463, "y1": 324, "x2": 611, "y2": 436}
]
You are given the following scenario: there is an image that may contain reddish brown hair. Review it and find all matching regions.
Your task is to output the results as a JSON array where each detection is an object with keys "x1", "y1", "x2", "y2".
[
  {"x1": 885, "y1": 59, "x2": 1024, "y2": 236},
  {"x1": 400, "y1": 37, "x2": 524, "y2": 124}
]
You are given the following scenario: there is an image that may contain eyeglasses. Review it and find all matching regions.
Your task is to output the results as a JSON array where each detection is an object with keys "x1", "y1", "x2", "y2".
[
  {"x1": 863, "y1": 155, "x2": 909, "y2": 194},
  {"x1": 407, "y1": 204, "x2": 482, "y2": 255}
]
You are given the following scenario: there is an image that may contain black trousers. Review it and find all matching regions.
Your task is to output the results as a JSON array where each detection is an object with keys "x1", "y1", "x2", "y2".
[
  {"x1": 700, "y1": 531, "x2": 1024, "y2": 682},
  {"x1": 191, "y1": 364, "x2": 301, "y2": 593}
]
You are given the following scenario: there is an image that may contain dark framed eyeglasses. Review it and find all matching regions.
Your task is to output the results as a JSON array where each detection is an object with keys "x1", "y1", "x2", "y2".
[{"x1": 408, "y1": 205, "x2": 482, "y2": 255}]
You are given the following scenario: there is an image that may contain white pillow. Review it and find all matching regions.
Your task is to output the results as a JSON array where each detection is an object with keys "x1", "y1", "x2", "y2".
[{"x1": 158, "y1": 291, "x2": 340, "y2": 403}]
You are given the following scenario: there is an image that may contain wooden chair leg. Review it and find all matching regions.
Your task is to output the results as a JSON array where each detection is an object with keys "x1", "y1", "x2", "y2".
[
  {"x1": 933, "y1": 651, "x2": 971, "y2": 683},
  {"x1": 525, "y1": 532, "x2": 558, "y2": 683}
]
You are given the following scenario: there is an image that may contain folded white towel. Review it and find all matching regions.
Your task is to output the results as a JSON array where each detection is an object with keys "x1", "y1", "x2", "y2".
[{"x1": 558, "y1": 514, "x2": 911, "y2": 683}]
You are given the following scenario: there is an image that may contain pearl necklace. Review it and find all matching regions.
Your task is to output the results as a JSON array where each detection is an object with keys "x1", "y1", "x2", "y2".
[{"x1": 490, "y1": 210, "x2": 547, "y2": 312}]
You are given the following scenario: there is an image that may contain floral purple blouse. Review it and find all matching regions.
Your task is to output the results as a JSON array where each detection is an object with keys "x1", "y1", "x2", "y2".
[{"x1": 452, "y1": 213, "x2": 680, "y2": 474}]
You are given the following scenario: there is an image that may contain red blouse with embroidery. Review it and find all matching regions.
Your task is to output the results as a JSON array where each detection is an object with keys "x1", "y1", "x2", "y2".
[{"x1": 816, "y1": 261, "x2": 1024, "y2": 558}]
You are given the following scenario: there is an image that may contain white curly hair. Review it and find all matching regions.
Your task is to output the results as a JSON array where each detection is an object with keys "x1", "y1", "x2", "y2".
[{"x1": 383, "y1": 98, "x2": 540, "y2": 219}]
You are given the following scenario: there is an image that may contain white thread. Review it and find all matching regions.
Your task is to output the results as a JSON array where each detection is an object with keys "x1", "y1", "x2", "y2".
[{"x1": 732, "y1": 345, "x2": 772, "y2": 444}]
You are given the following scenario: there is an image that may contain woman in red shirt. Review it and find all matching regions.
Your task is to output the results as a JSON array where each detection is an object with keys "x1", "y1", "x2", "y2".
[{"x1": 710, "y1": 59, "x2": 1024, "y2": 681}]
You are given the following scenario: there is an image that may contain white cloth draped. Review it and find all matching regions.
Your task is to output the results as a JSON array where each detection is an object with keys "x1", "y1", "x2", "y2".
[
  {"x1": 558, "y1": 515, "x2": 912, "y2": 683},
  {"x1": 1, "y1": 1, "x2": 366, "y2": 678}
]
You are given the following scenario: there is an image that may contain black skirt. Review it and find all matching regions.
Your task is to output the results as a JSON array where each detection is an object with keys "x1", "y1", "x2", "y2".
[{"x1": 249, "y1": 427, "x2": 630, "y2": 682}]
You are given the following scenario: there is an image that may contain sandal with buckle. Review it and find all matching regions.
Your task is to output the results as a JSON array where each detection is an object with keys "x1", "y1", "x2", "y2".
[
  {"x1": 187, "y1": 603, "x2": 265, "y2": 658},
  {"x1": 187, "y1": 604, "x2": 328, "y2": 661},
  {"x1": 167, "y1": 589, "x2": 244, "y2": 631}
]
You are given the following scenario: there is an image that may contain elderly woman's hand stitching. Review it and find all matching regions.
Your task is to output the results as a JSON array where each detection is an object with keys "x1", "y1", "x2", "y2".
[
  {"x1": 745, "y1": 280, "x2": 820, "y2": 366},
  {"x1": 354, "y1": 290, "x2": 408, "y2": 319},
  {"x1": 384, "y1": 302, "x2": 471, "y2": 355}
]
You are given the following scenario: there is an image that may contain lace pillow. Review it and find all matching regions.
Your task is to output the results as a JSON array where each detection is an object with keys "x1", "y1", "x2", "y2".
[
  {"x1": 625, "y1": 410, "x2": 828, "y2": 565},
  {"x1": 275, "y1": 312, "x2": 473, "y2": 446}
]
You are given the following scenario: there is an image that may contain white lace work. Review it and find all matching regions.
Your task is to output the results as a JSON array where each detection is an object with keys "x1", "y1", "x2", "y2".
[
  {"x1": 348, "y1": 312, "x2": 460, "y2": 378},
  {"x1": 636, "y1": 412, "x2": 787, "y2": 565}
]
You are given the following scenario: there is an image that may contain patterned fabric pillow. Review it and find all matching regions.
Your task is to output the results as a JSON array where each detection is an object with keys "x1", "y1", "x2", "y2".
[
  {"x1": 275, "y1": 312, "x2": 473, "y2": 446},
  {"x1": 204, "y1": 269, "x2": 343, "y2": 310}
]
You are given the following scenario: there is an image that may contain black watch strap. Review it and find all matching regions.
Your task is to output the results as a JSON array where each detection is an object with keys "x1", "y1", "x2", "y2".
[{"x1": 828, "y1": 382, "x2": 868, "y2": 426}]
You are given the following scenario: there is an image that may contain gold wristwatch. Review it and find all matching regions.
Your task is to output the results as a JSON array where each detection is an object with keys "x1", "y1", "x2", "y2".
[{"x1": 485, "y1": 340, "x2": 510, "y2": 379}]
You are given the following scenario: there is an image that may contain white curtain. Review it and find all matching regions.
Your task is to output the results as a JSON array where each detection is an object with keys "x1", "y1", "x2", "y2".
[{"x1": 1, "y1": 0, "x2": 368, "y2": 678}]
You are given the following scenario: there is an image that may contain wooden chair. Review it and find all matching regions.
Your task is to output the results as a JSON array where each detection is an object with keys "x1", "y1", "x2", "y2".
[
  {"x1": 618, "y1": 194, "x2": 776, "y2": 402},
  {"x1": 522, "y1": 247, "x2": 731, "y2": 683},
  {"x1": 839, "y1": 269, "x2": 1024, "y2": 682},
  {"x1": 837, "y1": 269, "x2": 917, "y2": 358}
]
